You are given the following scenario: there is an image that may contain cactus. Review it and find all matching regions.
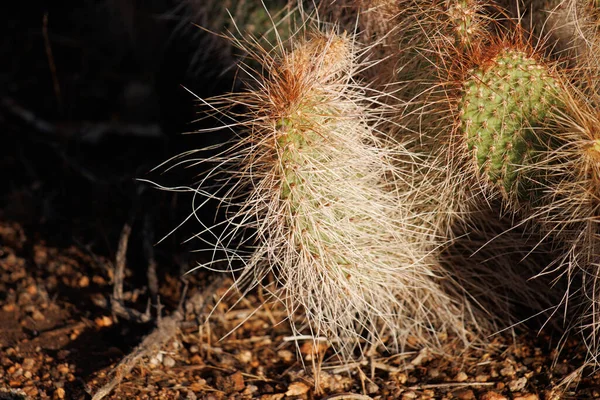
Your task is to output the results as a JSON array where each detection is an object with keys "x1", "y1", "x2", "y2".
[
  {"x1": 445, "y1": 0, "x2": 488, "y2": 51},
  {"x1": 156, "y1": 25, "x2": 480, "y2": 357},
  {"x1": 155, "y1": 0, "x2": 600, "y2": 376},
  {"x1": 450, "y1": 30, "x2": 600, "y2": 368},
  {"x1": 458, "y1": 47, "x2": 560, "y2": 197},
  {"x1": 524, "y1": 83, "x2": 600, "y2": 359}
]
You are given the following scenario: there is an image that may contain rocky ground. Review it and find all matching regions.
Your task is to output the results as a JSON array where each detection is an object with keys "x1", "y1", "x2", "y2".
[
  {"x1": 3, "y1": 2, "x2": 600, "y2": 399},
  {"x1": 1, "y1": 219, "x2": 600, "y2": 400}
]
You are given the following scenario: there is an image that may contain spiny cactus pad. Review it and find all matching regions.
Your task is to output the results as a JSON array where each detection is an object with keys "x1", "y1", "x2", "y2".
[{"x1": 459, "y1": 49, "x2": 559, "y2": 195}]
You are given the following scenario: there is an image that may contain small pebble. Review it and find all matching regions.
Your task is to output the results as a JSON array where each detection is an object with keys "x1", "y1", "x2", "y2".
[
  {"x1": 150, "y1": 353, "x2": 163, "y2": 366},
  {"x1": 513, "y1": 395, "x2": 538, "y2": 400},
  {"x1": 31, "y1": 309, "x2": 44, "y2": 321},
  {"x1": 299, "y1": 341, "x2": 328, "y2": 361},
  {"x1": 285, "y1": 382, "x2": 310, "y2": 396},
  {"x1": 184, "y1": 390, "x2": 197, "y2": 400},
  {"x1": 508, "y1": 377, "x2": 528, "y2": 392},
  {"x1": 396, "y1": 372, "x2": 408, "y2": 384},
  {"x1": 215, "y1": 371, "x2": 245, "y2": 394},
  {"x1": 92, "y1": 276, "x2": 106, "y2": 285},
  {"x1": 94, "y1": 316, "x2": 113, "y2": 328},
  {"x1": 189, "y1": 380, "x2": 207, "y2": 391},
  {"x1": 57, "y1": 364, "x2": 70, "y2": 375},
  {"x1": 24, "y1": 386, "x2": 39, "y2": 397},
  {"x1": 243, "y1": 385, "x2": 259, "y2": 395},
  {"x1": 236, "y1": 350, "x2": 252, "y2": 364},
  {"x1": 455, "y1": 389, "x2": 475, "y2": 400},
  {"x1": 455, "y1": 372, "x2": 468, "y2": 382},
  {"x1": 367, "y1": 382, "x2": 379, "y2": 394},
  {"x1": 189, "y1": 355, "x2": 203, "y2": 365},
  {"x1": 162, "y1": 356, "x2": 175, "y2": 368},
  {"x1": 500, "y1": 365, "x2": 515, "y2": 377},
  {"x1": 259, "y1": 394, "x2": 284, "y2": 400},
  {"x1": 78, "y1": 276, "x2": 89, "y2": 288},
  {"x1": 427, "y1": 368, "x2": 440, "y2": 379},
  {"x1": 54, "y1": 387, "x2": 66, "y2": 399},
  {"x1": 2, "y1": 304, "x2": 16, "y2": 312},
  {"x1": 277, "y1": 349, "x2": 294, "y2": 363},
  {"x1": 21, "y1": 359, "x2": 35, "y2": 370},
  {"x1": 480, "y1": 392, "x2": 507, "y2": 400}
]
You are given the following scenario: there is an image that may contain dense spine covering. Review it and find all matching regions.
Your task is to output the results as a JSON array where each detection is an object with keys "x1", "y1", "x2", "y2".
[{"x1": 162, "y1": 26, "x2": 477, "y2": 358}]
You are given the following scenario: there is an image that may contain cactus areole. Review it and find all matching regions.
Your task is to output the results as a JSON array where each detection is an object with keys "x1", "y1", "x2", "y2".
[{"x1": 459, "y1": 48, "x2": 559, "y2": 195}]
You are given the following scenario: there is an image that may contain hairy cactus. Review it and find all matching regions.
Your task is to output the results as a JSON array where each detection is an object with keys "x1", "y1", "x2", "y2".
[
  {"x1": 155, "y1": 25, "x2": 481, "y2": 358},
  {"x1": 524, "y1": 83, "x2": 600, "y2": 361},
  {"x1": 445, "y1": 0, "x2": 488, "y2": 51}
]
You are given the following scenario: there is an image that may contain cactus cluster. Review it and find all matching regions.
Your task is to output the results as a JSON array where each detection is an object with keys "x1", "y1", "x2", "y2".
[{"x1": 155, "y1": 0, "x2": 600, "y2": 379}]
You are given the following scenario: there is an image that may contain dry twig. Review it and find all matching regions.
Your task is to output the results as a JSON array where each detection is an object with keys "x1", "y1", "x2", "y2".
[
  {"x1": 110, "y1": 223, "x2": 152, "y2": 323},
  {"x1": 93, "y1": 278, "x2": 223, "y2": 399}
]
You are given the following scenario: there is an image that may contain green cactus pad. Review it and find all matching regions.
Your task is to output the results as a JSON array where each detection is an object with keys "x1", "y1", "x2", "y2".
[{"x1": 459, "y1": 49, "x2": 559, "y2": 195}]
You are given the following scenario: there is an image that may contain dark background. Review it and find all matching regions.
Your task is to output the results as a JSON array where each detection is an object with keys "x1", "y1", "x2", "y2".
[{"x1": 0, "y1": 0, "x2": 244, "y2": 261}]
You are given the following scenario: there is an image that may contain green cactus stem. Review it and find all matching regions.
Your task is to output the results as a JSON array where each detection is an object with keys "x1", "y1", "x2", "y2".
[
  {"x1": 447, "y1": 0, "x2": 479, "y2": 49},
  {"x1": 459, "y1": 48, "x2": 560, "y2": 196}
]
